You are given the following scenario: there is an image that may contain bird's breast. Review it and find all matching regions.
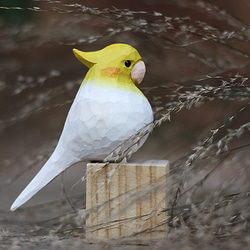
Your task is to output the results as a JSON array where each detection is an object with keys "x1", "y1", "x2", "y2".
[{"x1": 60, "y1": 82, "x2": 153, "y2": 160}]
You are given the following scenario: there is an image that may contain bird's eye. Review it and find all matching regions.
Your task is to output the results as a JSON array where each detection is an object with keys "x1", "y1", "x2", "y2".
[{"x1": 125, "y1": 60, "x2": 131, "y2": 67}]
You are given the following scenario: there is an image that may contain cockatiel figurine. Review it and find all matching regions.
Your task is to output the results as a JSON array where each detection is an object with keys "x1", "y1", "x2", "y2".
[{"x1": 10, "y1": 43, "x2": 153, "y2": 211}]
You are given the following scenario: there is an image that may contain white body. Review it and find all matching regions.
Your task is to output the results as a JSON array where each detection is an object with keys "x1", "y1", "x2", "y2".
[
  {"x1": 10, "y1": 81, "x2": 153, "y2": 211},
  {"x1": 61, "y1": 81, "x2": 153, "y2": 161}
]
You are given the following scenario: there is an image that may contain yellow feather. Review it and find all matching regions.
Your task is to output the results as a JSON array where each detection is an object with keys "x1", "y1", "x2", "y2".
[{"x1": 73, "y1": 44, "x2": 144, "y2": 95}]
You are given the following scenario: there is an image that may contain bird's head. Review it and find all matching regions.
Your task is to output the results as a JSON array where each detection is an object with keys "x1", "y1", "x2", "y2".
[{"x1": 73, "y1": 44, "x2": 146, "y2": 90}]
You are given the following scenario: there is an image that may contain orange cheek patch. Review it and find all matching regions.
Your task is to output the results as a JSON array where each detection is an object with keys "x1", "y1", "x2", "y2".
[{"x1": 101, "y1": 67, "x2": 120, "y2": 78}]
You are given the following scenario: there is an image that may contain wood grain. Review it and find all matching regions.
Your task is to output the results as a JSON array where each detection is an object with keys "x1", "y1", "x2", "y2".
[{"x1": 86, "y1": 160, "x2": 169, "y2": 240}]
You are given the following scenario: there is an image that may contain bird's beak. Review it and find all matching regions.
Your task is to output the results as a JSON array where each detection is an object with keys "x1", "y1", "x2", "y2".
[{"x1": 131, "y1": 61, "x2": 146, "y2": 84}]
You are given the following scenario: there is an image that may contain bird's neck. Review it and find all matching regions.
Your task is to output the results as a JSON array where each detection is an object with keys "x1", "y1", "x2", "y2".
[{"x1": 80, "y1": 67, "x2": 144, "y2": 96}]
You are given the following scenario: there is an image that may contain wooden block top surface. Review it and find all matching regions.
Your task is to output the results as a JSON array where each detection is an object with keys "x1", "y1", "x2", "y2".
[{"x1": 87, "y1": 160, "x2": 169, "y2": 168}]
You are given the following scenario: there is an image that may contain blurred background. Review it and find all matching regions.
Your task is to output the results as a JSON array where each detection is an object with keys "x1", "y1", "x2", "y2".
[{"x1": 0, "y1": 0, "x2": 249, "y2": 248}]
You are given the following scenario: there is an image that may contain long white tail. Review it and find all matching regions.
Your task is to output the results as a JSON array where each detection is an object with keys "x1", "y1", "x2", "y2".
[{"x1": 10, "y1": 151, "x2": 75, "y2": 211}]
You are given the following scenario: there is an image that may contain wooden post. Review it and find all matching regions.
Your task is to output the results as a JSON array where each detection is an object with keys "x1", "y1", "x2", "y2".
[{"x1": 86, "y1": 160, "x2": 169, "y2": 240}]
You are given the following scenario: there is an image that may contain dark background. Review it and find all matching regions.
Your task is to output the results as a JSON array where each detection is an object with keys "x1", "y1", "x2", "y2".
[{"x1": 0, "y1": 0, "x2": 249, "y2": 248}]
